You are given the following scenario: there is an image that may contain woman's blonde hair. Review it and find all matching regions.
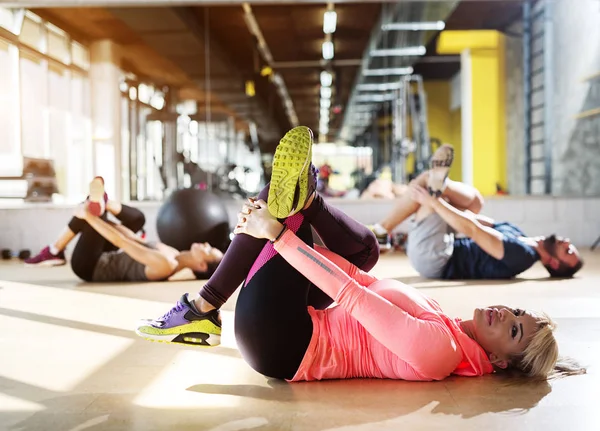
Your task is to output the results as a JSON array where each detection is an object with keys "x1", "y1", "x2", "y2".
[{"x1": 509, "y1": 313, "x2": 586, "y2": 380}]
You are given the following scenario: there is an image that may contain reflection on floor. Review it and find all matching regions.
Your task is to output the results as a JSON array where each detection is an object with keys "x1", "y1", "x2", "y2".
[{"x1": 0, "y1": 251, "x2": 598, "y2": 431}]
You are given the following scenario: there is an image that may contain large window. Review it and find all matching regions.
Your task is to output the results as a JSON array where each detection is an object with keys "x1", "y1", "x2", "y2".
[
  {"x1": 0, "y1": 9, "x2": 91, "y2": 201},
  {"x1": 120, "y1": 80, "x2": 166, "y2": 201},
  {"x1": 0, "y1": 38, "x2": 20, "y2": 177}
]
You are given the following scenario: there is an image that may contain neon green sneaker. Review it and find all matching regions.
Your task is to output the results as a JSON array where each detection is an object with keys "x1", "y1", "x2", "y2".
[
  {"x1": 267, "y1": 126, "x2": 314, "y2": 218},
  {"x1": 136, "y1": 294, "x2": 221, "y2": 347}
]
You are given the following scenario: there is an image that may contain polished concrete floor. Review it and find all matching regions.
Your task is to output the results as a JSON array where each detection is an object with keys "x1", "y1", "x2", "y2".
[{"x1": 0, "y1": 251, "x2": 598, "y2": 431}]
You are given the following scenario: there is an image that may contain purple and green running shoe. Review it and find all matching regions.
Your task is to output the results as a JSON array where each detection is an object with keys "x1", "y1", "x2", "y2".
[{"x1": 136, "y1": 294, "x2": 221, "y2": 347}]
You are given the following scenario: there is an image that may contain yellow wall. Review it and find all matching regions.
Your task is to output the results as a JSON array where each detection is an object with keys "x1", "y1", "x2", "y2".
[
  {"x1": 423, "y1": 80, "x2": 462, "y2": 182},
  {"x1": 470, "y1": 47, "x2": 507, "y2": 194},
  {"x1": 436, "y1": 30, "x2": 506, "y2": 196},
  {"x1": 449, "y1": 108, "x2": 462, "y2": 181}
]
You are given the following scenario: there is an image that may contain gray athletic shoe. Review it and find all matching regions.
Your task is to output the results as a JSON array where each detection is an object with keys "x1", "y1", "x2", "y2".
[{"x1": 427, "y1": 144, "x2": 454, "y2": 197}]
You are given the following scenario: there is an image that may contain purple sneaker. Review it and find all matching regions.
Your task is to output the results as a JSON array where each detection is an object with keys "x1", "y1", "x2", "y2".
[
  {"x1": 135, "y1": 294, "x2": 221, "y2": 347},
  {"x1": 24, "y1": 246, "x2": 66, "y2": 267},
  {"x1": 308, "y1": 163, "x2": 318, "y2": 197}
]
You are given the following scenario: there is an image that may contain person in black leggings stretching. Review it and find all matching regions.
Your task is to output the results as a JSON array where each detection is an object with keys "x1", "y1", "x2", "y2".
[
  {"x1": 26, "y1": 178, "x2": 223, "y2": 282},
  {"x1": 136, "y1": 126, "x2": 379, "y2": 363}
]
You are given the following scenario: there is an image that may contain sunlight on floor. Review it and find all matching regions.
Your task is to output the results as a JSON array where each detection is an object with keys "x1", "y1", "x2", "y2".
[
  {"x1": 205, "y1": 417, "x2": 269, "y2": 431},
  {"x1": 0, "y1": 281, "x2": 174, "y2": 332},
  {"x1": 0, "y1": 393, "x2": 44, "y2": 413},
  {"x1": 0, "y1": 315, "x2": 133, "y2": 392},
  {"x1": 133, "y1": 350, "x2": 244, "y2": 409},
  {"x1": 0, "y1": 252, "x2": 599, "y2": 430}
]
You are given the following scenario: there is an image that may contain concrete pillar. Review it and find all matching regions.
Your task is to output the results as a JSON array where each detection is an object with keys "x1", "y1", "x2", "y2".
[{"x1": 89, "y1": 40, "x2": 122, "y2": 199}]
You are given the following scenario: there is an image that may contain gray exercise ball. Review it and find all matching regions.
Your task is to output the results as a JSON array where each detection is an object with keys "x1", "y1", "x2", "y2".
[{"x1": 157, "y1": 188, "x2": 231, "y2": 252}]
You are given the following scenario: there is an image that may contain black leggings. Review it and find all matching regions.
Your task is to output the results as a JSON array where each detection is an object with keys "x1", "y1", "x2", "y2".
[
  {"x1": 69, "y1": 205, "x2": 146, "y2": 281},
  {"x1": 228, "y1": 188, "x2": 378, "y2": 379},
  {"x1": 199, "y1": 184, "x2": 379, "y2": 310},
  {"x1": 234, "y1": 218, "x2": 315, "y2": 379}
]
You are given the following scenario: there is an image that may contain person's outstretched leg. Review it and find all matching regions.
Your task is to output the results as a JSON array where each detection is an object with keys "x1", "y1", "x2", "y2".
[
  {"x1": 68, "y1": 180, "x2": 112, "y2": 281},
  {"x1": 106, "y1": 201, "x2": 146, "y2": 233},
  {"x1": 24, "y1": 227, "x2": 73, "y2": 266},
  {"x1": 133, "y1": 192, "x2": 296, "y2": 348},
  {"x1": 198, "y1": 128, "x2": 378, "y2": 312},
  {"x1": 135, "y1": 213, "x2": 315, "y2": 380},
  {"x1": 375, "y1": 145, "x2": 483, "y2": 236},
  {"x1": 25, "y1": 205, "x2": 109, "y2": 267},
  {"x1": 441, "y1": 179, "x2": 484, "y2": 213},
  {"x1": 302, "y1": 191, "x2": 378, "y2": 271},
  {"x1": 25, "y1": 177, "x2": 112, "y2": 266},
  {"x1": 100, "y1": 201, "x2": 147, "y2": 253},
  {"x1": 69, "y1": 216, "x2": 112, "y2": 281},
  {"x1": 190, "y1": 126, "x2": 318, "y2": 312},
  {"x1": 193, "y1": 183, "x2": 273, "y2": 311}
]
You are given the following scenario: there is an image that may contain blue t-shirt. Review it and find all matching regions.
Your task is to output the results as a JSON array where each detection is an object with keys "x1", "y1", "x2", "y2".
[{"x1": 442, "y1": 222, "x2": 539, "y2": 280}]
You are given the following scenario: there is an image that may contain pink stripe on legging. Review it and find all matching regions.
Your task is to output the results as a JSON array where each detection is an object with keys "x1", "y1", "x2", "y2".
[{"x1": 245, "y1": 213, "x2": 305, "y2": 284}]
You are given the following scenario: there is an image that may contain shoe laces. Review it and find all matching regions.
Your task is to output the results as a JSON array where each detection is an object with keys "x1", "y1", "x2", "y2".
[
  {"x1": 311, "y1": 165, "x2": 320, "y2": 177},
  {"x1": 158, "y1": 301, "x2": 186, "y2": 321}
]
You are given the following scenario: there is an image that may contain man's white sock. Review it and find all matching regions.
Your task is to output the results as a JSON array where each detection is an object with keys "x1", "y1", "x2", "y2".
[
  {"x1": 372, "y1": 223, "x2": 388, "y2": 236},
  {"x1": 49, "y1": 245, "x2": 60, "y2": 255}
]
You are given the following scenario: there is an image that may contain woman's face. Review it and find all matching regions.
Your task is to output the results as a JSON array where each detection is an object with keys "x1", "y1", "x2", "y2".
[{"x1": 471, "y1": 305, "x2": 539, "y2": 367}]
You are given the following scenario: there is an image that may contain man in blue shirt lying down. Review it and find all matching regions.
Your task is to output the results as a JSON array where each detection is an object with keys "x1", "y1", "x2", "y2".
[{"x1": 370, "y1": 145, "x2": 584, "y2": 280}]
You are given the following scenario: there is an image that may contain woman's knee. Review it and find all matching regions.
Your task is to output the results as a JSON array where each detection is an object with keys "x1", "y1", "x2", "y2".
[
  {"x1": 361, "y1": 229, "x2": 380, "y2": 271},
  {"x1": 119, "y1": 205, "x2": 146, "y2": 232},
  {"x1": 130, "y1": 213, "x2": 146, "y2": 233},
  {"x1": 68, "y1": 217, "x2": 87, "y2": 233},
  {"x1": 411, "y1": 172, "x2": 429, "y2": 188},
  {"x1": 257, "y1": 182, "x2": 270, "y2": 201}
]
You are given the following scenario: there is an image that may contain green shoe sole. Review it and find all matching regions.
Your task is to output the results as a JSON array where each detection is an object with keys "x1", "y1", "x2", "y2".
[
  {"x1": 267, "y1": 126, "x2": 313, "y2": 218},
  {"x1": 135, "y1": 319, "x2": 222, "y2": 347}
]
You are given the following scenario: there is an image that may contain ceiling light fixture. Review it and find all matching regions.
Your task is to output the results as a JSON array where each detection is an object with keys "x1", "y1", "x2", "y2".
[
  {"x1": 382, "y1": 21, "x2": 445, "y2": 31},
  {"x1": 320, "y1": 98, "x2": 332, "y2": 109},
  {"x1": 362, "y1": 67, "x2": 414, "y2": 77},
  {"x1": 370, "y1": 46, "x2": 426, "y2": 57},
  {"x1": 320, "y1": 70, "x2": 333, "y2": 87},
  {"x1": 322, "y1": 41, "x2": 334, "y2": 60},
  {"x1": 323, "y1": 10, "x2": 337, "y2": 34},
  {"x1": 320, "y1": 87, "x2": 332, "y2": 99}
]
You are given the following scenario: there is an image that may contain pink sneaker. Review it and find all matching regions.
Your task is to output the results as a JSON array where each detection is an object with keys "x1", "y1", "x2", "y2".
[
  {"x1": 87, "y1": 177, "x2": 106, "y2": 217},
  {"x1": 24, "y1": 246, "x2": 66, "y2": 266}
]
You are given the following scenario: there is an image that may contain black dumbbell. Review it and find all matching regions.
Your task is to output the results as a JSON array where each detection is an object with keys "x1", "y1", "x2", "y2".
[
  {"x1": 18, "y1": 249, "x2": 31, "y2": 260},
  {"x1": 1, "y1": 249, "x2": 12, "y2": 260}
]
